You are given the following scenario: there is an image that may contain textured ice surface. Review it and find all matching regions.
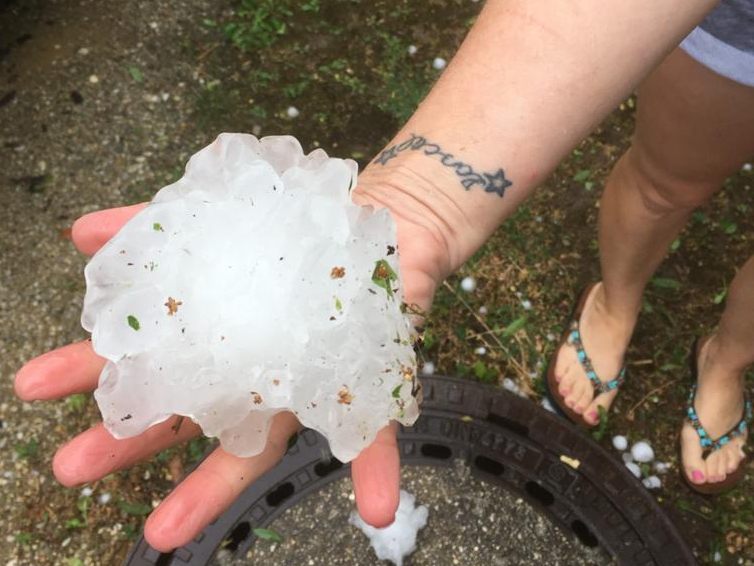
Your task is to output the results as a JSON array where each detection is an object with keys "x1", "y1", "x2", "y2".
[
  {"x1": 83, "y1": 133, "x2": 420, "y2": 462},
  {"x1": 349, "y1": 490, "x2": 428, "y2": 566}
]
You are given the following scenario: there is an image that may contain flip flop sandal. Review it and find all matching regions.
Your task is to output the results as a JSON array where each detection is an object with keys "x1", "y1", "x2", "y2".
[
  {"x1": 680, "y1": 337, "x2": 752, "y2": 495},
  {"x1": 545, "y1": 283, "x2": 626, "y2": 427}
]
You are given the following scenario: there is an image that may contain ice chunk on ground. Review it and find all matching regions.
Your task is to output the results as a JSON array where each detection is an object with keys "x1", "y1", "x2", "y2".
[
  {"x1": 642, "y1": 475, "x2": 662, "y2": 489},
  {"x1": 460, "y1": 276, "x2": 476, "y2": 292},
  {"x1": 83, "y1": 133, "x2": 420, "y2": 462},
  {"x1": 349, "y1": 490, "x2": 428, "y2": 566},
  {"x1": 612, "y1": 435, "x2": 628, "y2": 451},
  {"x1": 631, "y1": 440, "x2": 655, "y2": 463},
  {"x1": 625, "y1": 462, "x2": 641, "y2": 478}
]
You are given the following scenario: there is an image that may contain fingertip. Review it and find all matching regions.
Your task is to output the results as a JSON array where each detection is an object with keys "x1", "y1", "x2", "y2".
[
  {"x1": 71, "y1": 203, "x2": 147, "y2": 255},
  {"x1": 355, "y1": 491, "x2": 398, "y2": 529},
  {"x1": 144, "y1": 507, "x2": 180, "y2": 553},
  {"x1": 52, "y1": 444, "x2": 83, "y2": 488}
]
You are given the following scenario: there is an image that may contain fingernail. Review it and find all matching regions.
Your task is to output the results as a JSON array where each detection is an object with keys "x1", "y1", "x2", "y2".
[{"x1": 691, "y1": 470, "x2": 704, "y2": 482}]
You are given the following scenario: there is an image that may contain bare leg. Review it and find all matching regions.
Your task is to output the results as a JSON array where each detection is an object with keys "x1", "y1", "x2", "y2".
[
  {"x1": 680, "y1": 257, "x2": 754, "y2": 484},
  {"x1": 553, "y1": 46, "x2": 754, "y2": 487}
]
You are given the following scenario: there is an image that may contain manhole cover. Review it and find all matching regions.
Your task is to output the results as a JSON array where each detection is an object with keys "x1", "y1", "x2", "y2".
[{"x1": 126, "y1": 376, "x2": 694, "y2": 566}]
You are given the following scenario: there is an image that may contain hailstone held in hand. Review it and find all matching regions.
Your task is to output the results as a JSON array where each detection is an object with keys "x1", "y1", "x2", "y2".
[{"x1": 83, "y1": 133, "x2": 421, "y2": 462}]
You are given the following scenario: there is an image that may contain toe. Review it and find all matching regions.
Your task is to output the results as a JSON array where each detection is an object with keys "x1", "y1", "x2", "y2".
[
  {"x1": 564, "y1": 376, "x2": 587, "y2": 411},
  {"x1": 707, "y1": 452, "x2": 727, "y2": 483},
  {"x1": 726, "y1": 441, "x2": 744, "y2": 475},
  {"x1": 680, "y1": 423, "x2": 707, "y2": 484},
  {"x1": 583, "y1": 391, "x2": 615, "y2": 425},
  {"x1": 558, "y1": 364, "x2": 578, "y2": 398},
  {"x1": 572, "y1": 383, "x2": 594, "y2": 415}
]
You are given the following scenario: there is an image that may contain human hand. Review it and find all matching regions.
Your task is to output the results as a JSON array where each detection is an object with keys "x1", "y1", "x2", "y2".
[{"x1": 14, "y1": 169, "x2": 452, "y2": 551}]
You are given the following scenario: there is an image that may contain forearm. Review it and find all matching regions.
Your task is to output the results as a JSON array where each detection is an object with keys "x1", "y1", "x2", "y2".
[{"x1": 354, "y1": 0, "x2": 718, "y2": 275}]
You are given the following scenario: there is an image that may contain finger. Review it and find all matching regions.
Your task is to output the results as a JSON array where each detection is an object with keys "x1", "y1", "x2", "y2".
[
  {"x1": 52, "y1": 416, "x2": 201, "y2": 487},
  {"x1": 71, "y1": 203, "x2": 147, "y2": 256},
  {"x1": 144, "y1": 412, "x2": 300, "y2": 552},
  {"x1": 15, "y1": 340, "x2": 105, "y2": 401},
  {"x1": 350, "y1": 422, "x2": 400, "y2": 528}
]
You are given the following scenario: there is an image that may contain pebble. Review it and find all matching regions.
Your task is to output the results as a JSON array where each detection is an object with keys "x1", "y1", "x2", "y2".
[
  {"x1": 432, "y1": 57, "x2": 447, "y2": 70},
  {"x1": 642, "y1": 475, "x2": 662, "y2": 490},
  {"x1": 474, "y1": 346, "x2": 487, "y2": 356},
  {"x1": 407, "y1": 45, "x2": 418, "y2": 55},
  {"x1": 611, "y1": 435, "x2": 628, "y2": 451},
  {"x1": 286, "y1": 106, "x2": 300, "y2": 118},
  {"x1": 624, "y1": 462, "x2": 641, "y2": 478},
  {"x1": 630, "y1": 440, "x2": 655, "y2": 463},
  {"x1": 421, "y1": 362, "x2": 435, "y2": 376},
  {"x1": 460, "y1": 276, "x2": 476, "y2": 292}
]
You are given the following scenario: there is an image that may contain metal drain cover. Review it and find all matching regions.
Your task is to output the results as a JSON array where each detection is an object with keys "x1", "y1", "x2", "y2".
[{"x1": 125, "y1": 375, "x2": 694, "y2": 566}]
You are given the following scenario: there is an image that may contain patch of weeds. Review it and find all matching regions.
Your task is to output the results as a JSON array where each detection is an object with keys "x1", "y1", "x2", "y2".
[
  {"x1": 117, "y1": 500, "x2": 152, "y2": 517},
  {"x1": 472, "y1": 360, "x2": 496, "y2": 383},
  {"x1": 14, "y1": 439, "x2": 39, "y2": 459},
  {"x1": 591, "y1": 406, "x2": 608, "y2": 441},
  {"x1": 15, "y1": 532, "x2": 32, "y2": 545},
  {"x1": 224, "y1": 1, "x2": 292, "y2": 51},
  {"x1": 65, "y1": 559, "x2": 84, "y2": 566},
  {"x1": 66, "y1": 393, "x2": 88, "y2": 413}
]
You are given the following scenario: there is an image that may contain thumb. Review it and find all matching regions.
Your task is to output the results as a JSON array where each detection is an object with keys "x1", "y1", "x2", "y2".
[{"x1": 350, "y1": 422, "x2": 400, "y2": 528}]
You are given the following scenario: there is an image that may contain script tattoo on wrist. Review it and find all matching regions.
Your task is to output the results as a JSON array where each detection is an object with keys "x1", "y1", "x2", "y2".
[{"x1": 373, "y1": 133, "x2": 512, "y2": 197}]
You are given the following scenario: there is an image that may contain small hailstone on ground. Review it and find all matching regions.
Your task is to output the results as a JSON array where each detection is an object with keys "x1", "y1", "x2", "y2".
[
  {"x1": 630, "y1": 440, "x2": 655, "y2": 463},
  {"x1": 98, "y1": 492, "x2": 111, "y2": 504},
  {"x1": 432, "y1": 57, "x2": 447, "y2": 70},
  {"x1": 546, "y1": 332, "x2": 556, "y2": 342},
  {"x1": 742, "y1": 162, "x2": 752, "y2": 172},
  {"x1": 80, "y1": 487, "x2": 93, "y2": 497},
  {"x1": 622, "y1": 452, "x2": 634, "y2": 464},
  {"x1": 540, "y1": 398, "x2": 556, "y2": 413},
  {"x1": 474, "y1": 346, "x2": 487, "y2": 356},
  {"x1": 625, "y1": 462, "x2": 641, "y2": 478},
  {"x1": 83, "y1": 133, "x2": 419, "y2": 463},
  {"x1": 421, "y1": 361, "x2": 435, "y2": 376},
  {"x1": 460, "y1": 276, "x2": 476, "y2": 292},
  {"x1": 407, "y1": 45, "x2": 418, "y2": 55},
  {"x1": 286, "y1": 106, "x2": 300, "y2": 118},
  {"x1": 88, "y1": 74, "x2": 99, "y2": 84},
  {"x1": 521, "y1": 299, "x2": 532, "y2": 310},
  {"x1": 642, "y1": 475, "x2": 662, "y2": 490},
  {"x1": 654, "y1": 462, "x2": 671, "y2": 474},
  {"x1": 478, "y1": 305, "x2": 488, "y2": 315},
  {"x1": 502, "y1": 378, "x2": 525, "y2": 397},
  {"x1": 612, "y1": 435, "x2": 628, "y2": 451},
  {"x1": 350, "y1": 490, "x2": 428, "y2": 566}
]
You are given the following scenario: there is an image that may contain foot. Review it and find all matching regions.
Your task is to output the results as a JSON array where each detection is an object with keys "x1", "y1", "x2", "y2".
[
  {"x1": 681, "y1": 336, "x2": 748, "y2": 487},
  {"x1": 553, "y1": 282, "x2": 635, "y2": 425}
]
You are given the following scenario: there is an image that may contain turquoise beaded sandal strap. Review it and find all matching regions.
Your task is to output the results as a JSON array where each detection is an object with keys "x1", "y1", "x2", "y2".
[
  {"x1": 686, "y1": 385, "x2": 752, "y2": 454},
  {"x1": 566, "y1": 319, "x2": 626, "y2": 395}
]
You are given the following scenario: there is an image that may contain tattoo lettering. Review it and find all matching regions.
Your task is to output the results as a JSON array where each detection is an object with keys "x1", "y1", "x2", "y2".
[{"x1": 374, "y1": 134, "x2": 512, "y2": 197}]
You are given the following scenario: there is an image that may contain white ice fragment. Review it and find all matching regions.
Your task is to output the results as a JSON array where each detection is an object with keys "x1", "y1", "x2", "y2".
[
  {"x1": 742, "y1": 163, "x2": 752, "y2": 172},
  {"x1": 654, "y1": 462, "x2": 670, "y2": 474},
  {"x1": 407, "y1": 45, "x2": 418, "y2": 56},
  {"x1": 478, "y1": 305, "x2": 488, "y2": 315},
  {"x1": 521, "y1": 299, "x2": 532, "y2": 311},
  {"x1": 546, "y1": 332, "x2": 556, "y2": 342},
  {"x1": 622, "y1": 452, "x2": 634, "y2": 464},
  {"x1": 432, "y1": 57, "x2": 447, "y2": 70},
  {"x1": 83, "y1": 133, "x2": 420, "y2": 463},
  {"x1": 612, "y1": 435, "x2": 628, "y2": 451},
  {"x1": 421, "y1": 362, "x2": 435, "y2": 376},
  {"x1": 540, "y1": 398, "x2": 556, "y2": 413},
  {"x1": 474, "y1": 346, "x2": 487, "y2": 356},
  {"x1": 631, "y1": 441, "x2": 655, "y2": 463},
  {"x1": 349, "y1": 490, "x2": 428, "y2": 566},
  {"x1": 503, "y1": 378, "x2": 524, "y2": 397},
  {"x1": 642, "y1": 475, "x2": 662, "y2": 490},
  {"x1": 625, "y1": 462, "x2": 641, "y2": 478},
  {"x1": 98, "y1": 492, "x2": 111, "y2": 504},
  {"x1": 460, "y1": 276, "x2": 476, "y2": 292},
  {"x1": 286, "y1": 106, "x2": 300, "y2": 118},
  {"x1": 88, "y1": 75, "x2": 99, "y2": 84},
  {"x1": 80, "y1": 487, "x2": 93, "y2": 497}
]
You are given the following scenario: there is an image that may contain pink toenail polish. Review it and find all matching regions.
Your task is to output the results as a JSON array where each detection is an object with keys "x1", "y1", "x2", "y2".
[
  {"x1": 691, "y1": 470, "x2": 704, "y2": 482},
  {"x1": 588, "y1": 411, "x2": 598, "y2": 422}
]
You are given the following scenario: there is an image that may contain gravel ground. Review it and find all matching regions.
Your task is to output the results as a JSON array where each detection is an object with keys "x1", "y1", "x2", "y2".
[
  {"x1": 0, "y1": 1, "x2": 219, "y2": 564},
  {"x1": 240, "y1": 461, "x2": 612, "y2": 566}
]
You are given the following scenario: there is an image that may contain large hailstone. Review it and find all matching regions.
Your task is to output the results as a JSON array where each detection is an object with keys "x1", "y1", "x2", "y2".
[{"x1": 83, "y1": 133, "x2": 420, "y2": 462}]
